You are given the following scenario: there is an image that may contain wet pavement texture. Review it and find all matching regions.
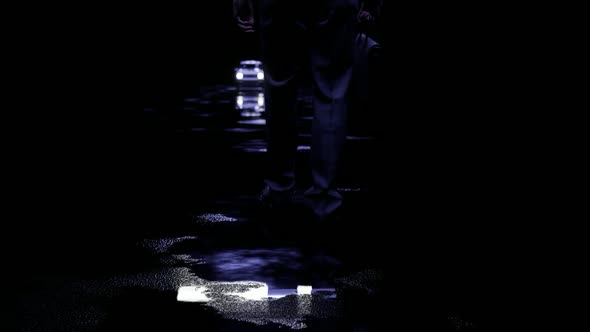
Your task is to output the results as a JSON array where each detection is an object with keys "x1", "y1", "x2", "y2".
[{"x1": 13, "y1": 84, "x2": 508, "y2": 331}]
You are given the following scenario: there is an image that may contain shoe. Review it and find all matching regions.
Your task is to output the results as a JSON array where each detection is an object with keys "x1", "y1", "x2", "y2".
[{"x1": 302, "y1": 190, "x2": 344, "y2": 223}]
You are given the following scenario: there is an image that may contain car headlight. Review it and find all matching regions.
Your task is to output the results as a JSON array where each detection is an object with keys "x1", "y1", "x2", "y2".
[
  {"x1": 236, "y1": 72, "x2": 244, "y2": 80},
  {"x1": 257, "y1": 72, "x2": 264, "y2": 80}
]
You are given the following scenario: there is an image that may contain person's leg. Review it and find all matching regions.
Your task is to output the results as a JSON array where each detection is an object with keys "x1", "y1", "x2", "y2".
[
  {"x1": 305, "y1": 1, "x2": 358, "y2": 217},
  {"x1": 258, "y1": 0, "x2": 304, "y2": 193}
]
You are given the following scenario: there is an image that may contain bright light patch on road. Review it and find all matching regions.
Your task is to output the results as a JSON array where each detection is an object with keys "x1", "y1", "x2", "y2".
[
  {"x1": 177, "y1": 281, "x2": 269, "y2": 303},
  {"x1": 297, "y1": 285, "x2": 312, "y2": 295},
  {"x1": 229, "y1": 283, "x2": 269, "y2": 301},
  {"x1": 177, "y1": 286, "x2": 210, "y2": 302}
]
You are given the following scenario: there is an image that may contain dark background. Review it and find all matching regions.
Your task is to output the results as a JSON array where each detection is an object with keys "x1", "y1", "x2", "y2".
[
  {"x1": 141, "y1": 2, "x2": 261, "y2": 107},
  {"x1": 14, "y1": 2, "x2": 533, "y2": 297}
]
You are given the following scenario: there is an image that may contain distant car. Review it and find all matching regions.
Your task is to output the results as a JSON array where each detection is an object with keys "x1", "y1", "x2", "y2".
[{"x1": 235, "y1": 60, "x2": 265, "y2": 89}]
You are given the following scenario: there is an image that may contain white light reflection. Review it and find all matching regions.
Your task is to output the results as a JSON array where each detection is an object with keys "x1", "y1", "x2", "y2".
[
  {"x1": 297, "y1": 294, "x2": 312, "y2": 316},
  {"x1": 229, "y1": 283, "x2": 269, "y2": 300},
  {"x1": 238, "y1": 118, "x2": 266, "y2": 125},
  {"x1": 177, "y1": 286, "x2": 210, "y2": 302},
  {"x1": 257, "y1": 93, "x2": 265, "y2": 106},
  {"x1": 176, "y1": 281, "x2": 338, "y2": 329},
  {"x1": 177, "y1": 283, "x2": 328, "y2": 302},
  {"x1": 296, "y1": 285, "x2": 312, "y2": 295},
  {"x1": 177, "y1": 281, "x2": 269, "y2": 303}
]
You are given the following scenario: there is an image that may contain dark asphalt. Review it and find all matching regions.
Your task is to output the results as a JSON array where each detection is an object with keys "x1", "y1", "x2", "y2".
[{"x1": 12, "y1": 82, "x2": 516, "y2": 331}]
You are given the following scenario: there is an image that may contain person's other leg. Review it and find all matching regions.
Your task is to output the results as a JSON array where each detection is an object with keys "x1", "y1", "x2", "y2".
[
  {"x1": 305, "y1": 1, "x2": 358, "y2": 217},
  {"x1": 258, "y1": 0, "x2": 304, "y2": 193}
]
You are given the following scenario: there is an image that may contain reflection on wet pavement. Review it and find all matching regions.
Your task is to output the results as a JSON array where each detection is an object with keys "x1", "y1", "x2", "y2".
[
  {"x1": 239, "y1": 118, "x2": 266, "y2": 126},
  {"x1": 17, "y1": 232, "x2": 380, "y2": 330},
  {"x1": 196, "y1": 248, "x2": 341, "y2": 289},
  {"x1": 194, "y1": 213, "x2": 239, "y2": 223},
  {"x1": 176, "y1": 281, "x2": 339, "y2": 330},
  {"x1": 141, "y1": 236, "x2": 198, "y2": 253},
  {"x1": 236, "y1": 91, "x2": 265, "y2": 117},
  {"x1": 17, "y1": 84, "x2": 484, "y2": 331}
]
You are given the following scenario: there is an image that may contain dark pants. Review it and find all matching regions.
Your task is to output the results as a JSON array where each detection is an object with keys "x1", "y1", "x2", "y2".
[{"x1": 258, "y1": 0, "x2": 359, "y2": 216}]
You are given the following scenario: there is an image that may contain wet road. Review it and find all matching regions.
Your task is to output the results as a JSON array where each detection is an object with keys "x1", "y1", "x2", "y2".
[{"x1": 14, "y1": 84, "x2": 495, "y2": 331}]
